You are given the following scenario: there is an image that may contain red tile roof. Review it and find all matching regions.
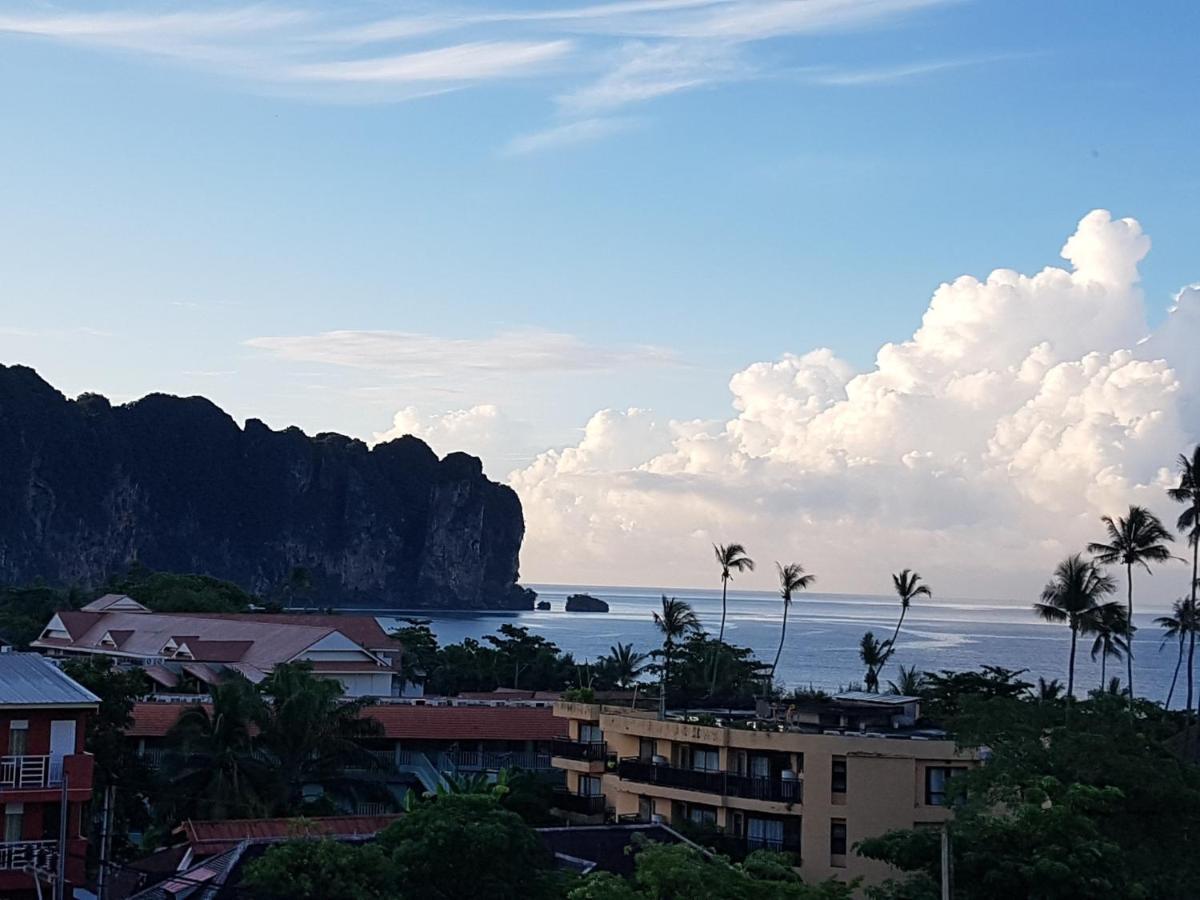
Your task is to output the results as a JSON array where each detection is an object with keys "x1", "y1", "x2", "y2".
[
  {"x1": 130, "y1": 701, "x2": 567, "y2": 741},
  {"x1": 57, "y1": 610, "x2": 103, "y2": 640},
  {"x1": 179, "y1": 815, "x2": 402, "y2": 855},
  {"x1": 184, "y1": 612, "x2": 405, "y2": 652}
]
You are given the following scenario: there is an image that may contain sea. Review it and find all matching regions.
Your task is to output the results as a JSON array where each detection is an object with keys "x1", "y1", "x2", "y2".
[{"x1": 363, "y1": 585, "x2": 1187, "y2": 704}]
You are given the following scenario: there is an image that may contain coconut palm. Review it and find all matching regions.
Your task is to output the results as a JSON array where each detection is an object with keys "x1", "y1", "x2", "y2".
[
  {"x1": 653, "y1": 596, "x2": 701, "y2": 710},
  {"x1": 604, "y1": 642, "x2": 649, "y2": 689},
  {"x1": 1156, "y1": 598, "x2": 1197, "y2": 710},
  {"x1": 710, "y1": 543, "x2": 755, "y2": 695},
  {"x1": 1035, "y1": 677, "x2": 1065, "y2": 702},
  {"x1": 886, "y1": 569, "x2": 931, "y2": 664},
  {"x1": 1083, "y1": 602, "x2": 1130, "y2": 690},
  {"x1": 771, "y1": 562, "x2": 815, "y2": 682},
  {"x1": 1088, "y1": 505, "x2": 1174, "y2": 700},
  {"x1": 887, "y1": 664, "x2": 926, "y2": 696},
  {"x1": 859, "y1": 632, "x2": 890, "y2": 693},
  {"x1": 1168, "y1": 446, "x2": 1200, "y2": 722},
  {"x1": 1033, "y1": 554, "x2": 1117, "y2": 700}
]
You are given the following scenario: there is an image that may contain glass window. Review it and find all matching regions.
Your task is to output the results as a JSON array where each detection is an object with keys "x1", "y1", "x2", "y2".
[
  {"x1": 7, "y1": 721, "x2": 28, "y2": 757},
  {"x1": 4, "y1": 803, "x2": 23, "y2": 842},
  {"x1": 580, "y1": 775, "x2": 603, "y2": 797},
  {"x1": 687, "y1": 805, "x2": 717, "y2": 826},
  {"x1": 750, "y1": 755, "x2": 770, "y2": 778},
  {"x1": 831, "y1": 758, "x2": 847, "y2": 793},
  {"x1": 692, "y1": 747, "x2": 719, "y2": 772},
  {"x1": 830, "y1": 820, "x2": 847, "y2": 859},
  {"x1": 579, "y1": 723, "x2": 603, "y2": 744},
  {"x1": 747, "y1": 817, "x2": 784, "y2": 849},
  {"x1": 925, "y1": 766, "x2": 966, "y2": 806}
]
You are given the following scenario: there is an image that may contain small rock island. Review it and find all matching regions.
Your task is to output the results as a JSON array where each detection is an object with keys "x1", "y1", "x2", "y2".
[{"x1": 565, "y1": 593, "x2": 609, "y2": 613}]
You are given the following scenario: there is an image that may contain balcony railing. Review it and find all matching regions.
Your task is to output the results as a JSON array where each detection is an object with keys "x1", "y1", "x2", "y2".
[
  {"x1": 617, "y1": 759, "x2": 802, "y2": 804},
  {"x1": 716, "y1": 831, "x2": 803, "y2": 858},
  {"x1": 0, "y1": 756, "x2": 63, "y2": 791},
  {"x1": 550, "y1": 739, "x2": 608, "y2": 762},
  {"x1": 0, "y1": 840, "x2": 57, "y2": 871},
  {"x1": 551, "y1": 789, "x2": 606, "y2": 816},
  {"x1": 447, "y1": 750, "x2": 554, "y2": 772}
]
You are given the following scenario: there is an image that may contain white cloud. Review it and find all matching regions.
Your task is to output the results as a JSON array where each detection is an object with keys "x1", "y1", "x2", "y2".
[
  {"x1": 504, "y1": 117, "x2": 639, "y2": 155},
  {"x1": 509, "y1": 211, "x2": 1200, "y2": 603},
  {"x1": 288, "y1": 40, "x2": 572, "y2": 83},
  {"x1": 245, "y1": 328, "x2": 677, "y2": 376}
]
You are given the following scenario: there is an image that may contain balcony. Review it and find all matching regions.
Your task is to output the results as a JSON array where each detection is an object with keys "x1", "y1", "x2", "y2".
[
  {"x1": 616, "y1": 759, "x2": 802, "y2": 804},
  {"x1": 551, "y1": 789, "x2": 607, "y2": 816},
  {"x1": 0, "y1": 755, "x2": 63, "y2": 790},
  {"x1": 550, "y1": 739, "x2": 608, "y2": 762},
  {"x1": 716, "y1": 831, "x2": 803, "y2": 860},
  {"x1": 0, "y1": 840, "x2": 56, "y2": 872}
]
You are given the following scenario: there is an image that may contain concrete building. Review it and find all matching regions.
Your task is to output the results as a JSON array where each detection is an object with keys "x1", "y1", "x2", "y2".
[
  {"x1": 550, "y1": 695, "x2": 977, "y2": 890},
  {"x1": 0, "y1": 653, "x2": 99, "y2": 899},
  {"x1": 32, "y1": 595, "x2": 407, "y2": 698}
]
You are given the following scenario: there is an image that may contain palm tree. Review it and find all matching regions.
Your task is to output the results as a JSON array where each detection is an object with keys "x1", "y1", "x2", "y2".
[
  {"x1": 886, "y1": 569, "x2": 931, "y2": 664},
  {"x1": 1033, "y1": 554, "x2": 1117, "y2": 700},
  {"x1": 604, "y1": 642, "x2": 648, "y2": 689},
  {"x1": 1156, "y1": 598, "x2": 1197, "y2": 709},
  {"x1": 771, "y1": 562, "x2": 815, "y2": 682},
  {"x1": 653, "y1": 596, "x2": 701, "y2": 713},
  {"x1": 859, "y1": 632, "x2": 890, "y2": 693},
  {"x1": 1168, "y1": 446, "x2": 1200, "y2": 724},
  {"x1": 887, "y1": 664, "x2": 926, "y2": 696},
  {"x1": 1083, "y1": 602, "x2": 1130, "y2": 690},
  {"x1": 710, "y1": 543, "x2": 755, "y2": 695},
  {"x1": 713, "y1": 543, "x2": 755, "y2": 643},
  {"x1": 1088, "y1": 505, "x2": 1174, "y2": 700},
  {"x1": 1035, "y1": 677, "x2": 1065, "y2": 702}
]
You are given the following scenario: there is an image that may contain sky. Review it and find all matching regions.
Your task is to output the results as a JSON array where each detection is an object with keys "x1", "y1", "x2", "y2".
[{"x1": 1, "y1": 1, "x2": 1198, "y2": 604}]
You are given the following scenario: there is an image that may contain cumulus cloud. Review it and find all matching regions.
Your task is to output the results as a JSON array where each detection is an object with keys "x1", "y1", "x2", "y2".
[{"x1": 509, "y1": 211, "x2": 1199, "y2": 602}]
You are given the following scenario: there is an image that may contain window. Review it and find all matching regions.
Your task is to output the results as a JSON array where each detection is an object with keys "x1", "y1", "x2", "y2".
[
  {"x1": 7, "y1": 721, "x2": 28, "y2": 756},
  {"x1": 830, "y1": 819, "x2": 847, "y2": 862},
  {"x1": 579, "y1": 723, "x2": 603, "y2": 744},
  {"x1": 831, "y1": 757, "x2": 847, "y2": 793},
  {"x1": 580, "y1": 775, "x2": 603, "y2": 797},
  {"x1": 925, "y1": 766, "x2": 967, "y2": 806},
  {"x1": 41, "y1": 803, "x2": 62, "y2": 841},
  {"x1": 4, "y1": 803, "x2": 23, "y2": 842},
  {"x1": 687, "y1": 805, "x2": 717, "y2": 826},
  {"x1": 750, "y1": 755, "x2": 770, "y2": 778},
  {"x1": 691, "y1": 747, "x2": 719, "y2": 772},
  {"x1": 747, "y1": 817, "x2": 785, "y2": 850}
]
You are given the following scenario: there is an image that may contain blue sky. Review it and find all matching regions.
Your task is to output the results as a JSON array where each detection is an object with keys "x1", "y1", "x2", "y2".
[{"x1": 1, "y1": 1, "x2": 1198, "y2": 596}]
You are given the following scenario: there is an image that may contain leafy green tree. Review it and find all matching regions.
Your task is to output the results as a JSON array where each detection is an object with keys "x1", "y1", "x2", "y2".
[
  {"x1": 771, "y1": 563, "x2": 815, "y2": 682},
  {"x1": 885, "y1": 570, "x2": 930, "y2": 668},
  {"x1": 486, "y1": 623, "x2": 577, "y2": 691},
  {"x1": 1032, "y1": 554, "x2": 1118, "y2": 699},
  {"x1": 599, "y1": 642, "x2": 650, "y2": 689},
  {"x1": 670, "y1": 633, "x2": 770, "y2": 708},
  {"x1": 105, "y1": 566, "x2": 254, "y2": 613},
  {"x1": 653, "y1": 596, "x2": 702, "y2": 708},
  {"x1": 243, "y1": 837, "x2": 397, "y2": 900},
  {"x1": 0, "y1": 584, "x2": 80, "y2": 648},
  {"x1": 379, "y1": 794, "x2": 562, "y2": 900},
  {"x1": 390, "y1": 618, "x2": 440, "y2": 681},
  {"x1": 1088, "y1": 505, "x2": 1175, "y2": 700}
]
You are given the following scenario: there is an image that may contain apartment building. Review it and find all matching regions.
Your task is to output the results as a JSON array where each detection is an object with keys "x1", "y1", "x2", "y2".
[
  {"x1": 0, "y1": 653, "x2": 99, "y2": 899},
  {"x1": 550, "y1": 694, "x2": 976, "y2": 889}
]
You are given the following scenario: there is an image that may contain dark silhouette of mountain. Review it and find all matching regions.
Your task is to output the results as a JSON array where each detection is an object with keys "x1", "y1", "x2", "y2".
[{"x1": 0, "y1": 365, "x2": 531, "y2": 609}]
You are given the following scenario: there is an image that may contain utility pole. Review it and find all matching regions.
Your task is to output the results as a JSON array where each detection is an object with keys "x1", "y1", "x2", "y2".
[
  {"x1": 940, "y1": 824, "x2": 953, "y2": 900},
  {"x1": 55, "y1": 773, "x2": 68, "y2": 900},
  {"x1": 97, "y1": 785, "x2": 115, "y2": 900}
]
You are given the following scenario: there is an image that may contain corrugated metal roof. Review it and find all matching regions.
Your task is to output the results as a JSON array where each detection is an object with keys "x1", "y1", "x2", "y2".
[{"x1": 0, "y1": 653, "x2": 101, "y2": 706}]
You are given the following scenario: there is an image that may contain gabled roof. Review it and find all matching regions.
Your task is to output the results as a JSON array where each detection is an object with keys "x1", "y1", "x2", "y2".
[
  {"x1": 81, "y1": 593, "x2": 150, "y2": 613},
  {"x1": 0, "y1": 653, "x2": 101, "y2": 707},
  {"x1": 186, "y1": 612, "x2": 406, "y2": 653}
]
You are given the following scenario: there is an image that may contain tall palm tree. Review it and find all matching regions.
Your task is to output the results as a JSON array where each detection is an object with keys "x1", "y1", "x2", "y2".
[
  {"x1": 713, "y1": 543, "x2": 755, "y2": 643},
  {"x1": 1083, "y1": 602, "x2": 1130, "y2": 690},
  {"x1": 887, "y1": 569, "x2": 931, "y2": 662},
  {"x1": 605, "y1": 642, "x2": 648, "y2": 689},
  {"x1": 1156, "y1": 598, "x2": 1197, "y2": 710},
  {"x1": 887, "y1": 664, "x2": 926, "y2": 696},
  {"x1": 653, "y1": 596, "x2": 701, "y2": 713},
  {"x1": 1033, "y1": 554, "x2": 1117, "y2": 700},
  {"x1": 1168, "y1": 446, "x2": 1200, "y2": 724},
  {"x1": 771, "y1": 562, "x2": 815, "y2": 682},
  {"x1": 859, "y1": 632, "x2": 890, "y2": 693},
  {"x1": 1088, "y1": 505, "x2": 1174, "y2": 701},
  {"x1": 1035, "y1": 677, "x2": 1065, "y2": 702},
  {"x1": 710, "y1": 543, "x2": 755, "y2": 695}
]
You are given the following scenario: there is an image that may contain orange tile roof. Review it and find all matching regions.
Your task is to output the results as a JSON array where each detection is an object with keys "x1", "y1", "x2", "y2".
[{"x1": 179, "y1": 815, "x2": 402, "y2": 855}]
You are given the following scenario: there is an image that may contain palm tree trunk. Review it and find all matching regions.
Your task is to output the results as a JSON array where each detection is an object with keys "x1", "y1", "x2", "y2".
[
  {"x1": 1126, "y1": 562, "x2": 1135, "y2": 702},
  {"x1": 718, "y1": 576, "x2": 728, "y2": 642},
  {"x1": 1067, "y1": 625, "x2": 1077, "y2": 701},
  {"x1": 1167, "y1": 634, "x2": 1184, "y2": 709},
  {"x1": 888, "y1": 607, "x2": 907, "y2": 657},
  {"x1": 1188, "y1": 541, "x2": 1198, "y2": 731},
  {"x1": 710, "y1": 576, "x2": 729, "y2": 696},
  {"x1": 1100, "y1": 648, "x2": 1107, "y2": 691},
  {"x1": 771, "y1": 603, "x2": 789, "y2": 679}
]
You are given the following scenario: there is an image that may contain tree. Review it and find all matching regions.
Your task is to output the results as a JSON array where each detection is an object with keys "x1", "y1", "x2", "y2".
[
  {"x1": 1033, "y1": 554, "x2": 1118, "y2": 700},
  {"x1": 602, "y1": 642, "x2": 649, "y2": 689},
  {"x1": 1167, "y1": 445, "x2": 1200, "y2": 727},
  {"x1": 859, "y1": 632, "x2": 890, "y2": 693},
  {"x1": 1088, "y1": 505, "x2": 1174, "y2": 701},
  {"x1": 243, "y1": 838, "x2": 397, "y2": 900},
  {"x1": 1034, "y1": 677, "x2": 1065, "y2": 702},
  {"x1": 105, "y1": 566, "x2": 254, "y2": 613},
  {"x1": 886, "y1": 570, "x2": 930, "y2": 668},
  {"x1": 485, "y1": 624, "x2": 576, "y2": 691},
  {"x1": 164, "y1": 675, "x2": 274, "y2": 820},
  {"x1": 1083, "y1": 602, "x2": 1130, "y2": 690},
  {"x1": 1155, "y1": 599, "x2": 1197, "y2": 710},
  {"x1": 670, "y1": 633, "x2": 770, "y2": 708},
  {"x1": 711, "y1": 543, "x2": 755, "y2": 694},
  {"x1": 379, "y1": 794, "x2": 562, "y2": 900},
  {"x1": 771, "y1": 563, "x2": 815, "y2": 682},
  {"x1": 887, "y1": 665, "x2": 926, "y2": 696},
  {"x1": 653, "y1": 596, "x2": 702, "y2": 709}
]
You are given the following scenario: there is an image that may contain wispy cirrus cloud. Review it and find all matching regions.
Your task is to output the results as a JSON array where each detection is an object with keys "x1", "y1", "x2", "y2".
[
  {"x1": 1, "y1": 0, "x2": 992, "y2": 147},
  {"x1": 245, "y1": 328, "x2": 678, "y2": 376}
]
